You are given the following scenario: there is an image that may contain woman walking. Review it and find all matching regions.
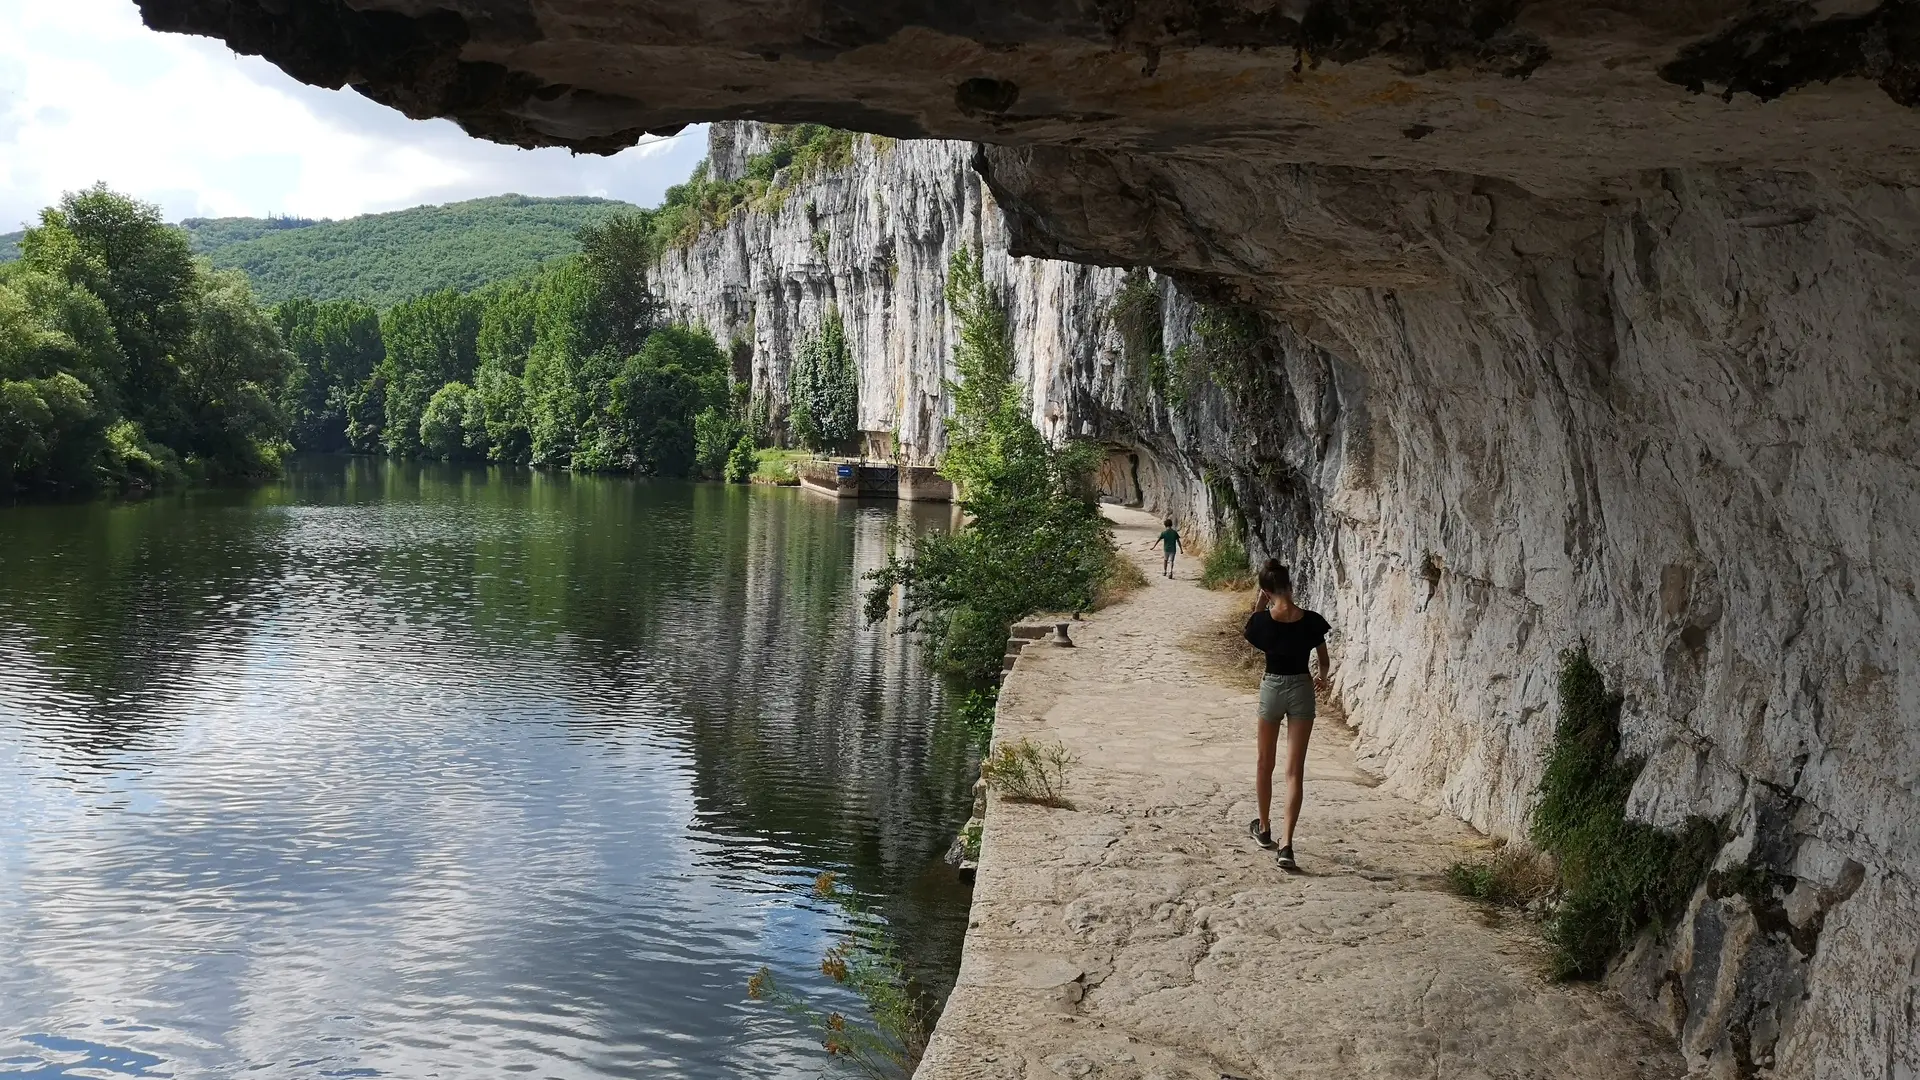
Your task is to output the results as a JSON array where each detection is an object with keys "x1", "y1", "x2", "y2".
[{"x1": 1242, "y1": 559, "x2": 1331, "y2": 869}]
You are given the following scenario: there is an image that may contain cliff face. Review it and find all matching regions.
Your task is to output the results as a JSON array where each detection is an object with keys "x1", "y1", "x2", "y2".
[
  {"x1": 134, "y1": 3, "x2": 1920, "y2": 1076},
  {"x1": 660, "y1": 124, "x2": 1916, "y2": 1079}
]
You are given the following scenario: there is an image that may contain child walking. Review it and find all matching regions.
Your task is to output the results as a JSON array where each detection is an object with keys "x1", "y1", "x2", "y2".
[{"x1": 1150, "y1": 518, "x2": 1182, "y2": 578}]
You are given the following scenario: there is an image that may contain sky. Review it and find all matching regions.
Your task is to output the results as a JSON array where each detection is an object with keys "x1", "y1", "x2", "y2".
[{"x1": 0, "y1": 0, "x2": 710, "y2": 231}]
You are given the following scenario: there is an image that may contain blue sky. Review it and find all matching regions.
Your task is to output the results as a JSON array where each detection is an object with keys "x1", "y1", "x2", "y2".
[{"x1": 0, "y1": 0, "x2": 710, "y2": 230}]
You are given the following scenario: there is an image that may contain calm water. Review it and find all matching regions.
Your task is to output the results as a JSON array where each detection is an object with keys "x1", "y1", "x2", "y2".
[{"x1": 0, "y1": 457, "x2": 977, "y2": 1079}]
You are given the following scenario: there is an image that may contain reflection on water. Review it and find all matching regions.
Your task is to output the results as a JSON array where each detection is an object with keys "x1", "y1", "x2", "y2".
[{"x1": 0, "y1": 456, "x2": 976, "y2": 1079}]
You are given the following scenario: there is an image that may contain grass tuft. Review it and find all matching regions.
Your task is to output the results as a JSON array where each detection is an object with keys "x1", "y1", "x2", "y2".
[
  {"x1": 1445, "y1": 846, "x2": 1557, "y2": 910},
  {"x1": 1092, "y1": 547, "x2": 1150, "y2": 610},
  {"x1": 1199, "y1": 537, "x2": 1255, "y2": 591},
  {"x1": 981, "y1": 737, "x2": 1076, "y2": 808}
]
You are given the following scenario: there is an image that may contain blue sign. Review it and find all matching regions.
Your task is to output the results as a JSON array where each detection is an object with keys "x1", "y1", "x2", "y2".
[{"x1": 837, "y1": 464, "x2": 854, "y2": 478}]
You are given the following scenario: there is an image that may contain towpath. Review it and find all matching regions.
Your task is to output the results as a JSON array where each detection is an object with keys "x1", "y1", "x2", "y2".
[{"x1": 915, "y1": 506, "x2": 1682, "y2": 1080}]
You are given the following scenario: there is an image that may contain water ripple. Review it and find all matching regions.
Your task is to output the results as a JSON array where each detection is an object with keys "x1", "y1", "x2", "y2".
[{"x1": 0, "y1": 459, "x2": 976, "y2": 1078}]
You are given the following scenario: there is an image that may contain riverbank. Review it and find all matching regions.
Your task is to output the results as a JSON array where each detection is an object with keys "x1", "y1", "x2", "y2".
[{"x1": 915, "y1": 506, "x2": 1683, "y2": 1079}]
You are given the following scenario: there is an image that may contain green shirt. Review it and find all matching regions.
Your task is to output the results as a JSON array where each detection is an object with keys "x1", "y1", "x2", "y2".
[{"x1": 1159, "y1": 528, "x2": 1180, "y2": 553}]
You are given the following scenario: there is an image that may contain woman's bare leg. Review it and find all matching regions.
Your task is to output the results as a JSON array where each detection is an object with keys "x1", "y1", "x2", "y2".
[
  {"x1": 1255, "y1": 717, "x2": 1281, "y2": 831},
  {"x1": 1281, "y1": 717, "x2": 1314, "y2": 847}
]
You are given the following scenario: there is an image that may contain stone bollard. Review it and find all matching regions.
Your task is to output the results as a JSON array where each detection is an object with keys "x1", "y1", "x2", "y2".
[{"x1": 1049, "y1": 621, "x2": 1074, "y2": 647}]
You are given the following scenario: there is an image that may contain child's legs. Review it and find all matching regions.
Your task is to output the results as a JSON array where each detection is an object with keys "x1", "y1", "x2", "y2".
[{"x1": 1281, "y1": 716, "x2": 1314, "y2": 846}]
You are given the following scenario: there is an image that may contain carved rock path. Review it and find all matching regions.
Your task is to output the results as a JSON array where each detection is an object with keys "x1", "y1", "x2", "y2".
[{"x1": 916, "y1": 506, "x2": 1684, "y2": 1080}]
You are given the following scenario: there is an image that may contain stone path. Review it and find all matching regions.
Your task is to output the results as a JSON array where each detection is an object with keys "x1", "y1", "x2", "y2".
[{"x1": 914, "y1": 506, "x2": 1684, "y2": 1080}]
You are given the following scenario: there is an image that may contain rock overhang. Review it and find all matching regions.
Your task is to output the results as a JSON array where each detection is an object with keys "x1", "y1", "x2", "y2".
[{"x1": 135, "y1": 0, "x2": 1920, "y2": 195}]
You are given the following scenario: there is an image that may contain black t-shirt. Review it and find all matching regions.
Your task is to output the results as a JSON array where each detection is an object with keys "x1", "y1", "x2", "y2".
[{"x1": 1243, "y1": 608, "x2": 1330, "y2": 676}]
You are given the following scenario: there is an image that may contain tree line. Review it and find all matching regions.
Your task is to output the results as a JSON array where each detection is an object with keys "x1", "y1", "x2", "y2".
[{"x1": 3, "y1": 182, "x2": 871, "y2": 498}]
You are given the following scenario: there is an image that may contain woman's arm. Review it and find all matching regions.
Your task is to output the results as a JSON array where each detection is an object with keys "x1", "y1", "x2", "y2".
[{"x1": 1314, "y1": 643, "x2": 1331, "y2": 692}]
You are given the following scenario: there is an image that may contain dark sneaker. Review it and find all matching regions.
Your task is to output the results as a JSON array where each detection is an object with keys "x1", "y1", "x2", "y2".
[
  {"x1": 1248, "y1": 819, "x2": 1275, "y2": 849},
  {"x1": 1277, "y1": 845, "x2": 1298, "y2": 870}
]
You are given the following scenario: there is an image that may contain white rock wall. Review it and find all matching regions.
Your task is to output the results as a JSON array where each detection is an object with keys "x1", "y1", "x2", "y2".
[
  {"x1": 654, "y1": 125, "x2": 1919, "y2": 1079},
  {"x1": 652, "y1": 126, "x2": 1135, "y2": 469}
]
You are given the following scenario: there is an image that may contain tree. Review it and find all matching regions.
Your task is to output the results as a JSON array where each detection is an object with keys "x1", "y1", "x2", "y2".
[
  {"x1": 693, "y1": 405, "x2": 745, "y2": 476},
  {"x1": 18, "y1": 185, "x2": 198, "y2": 443},
  {"x1": 863, "y1": 247, "x2": 1112, "y2": 685},
  {"x1": 377, "y1": 289, "x2": 480, "y2": 456},
  {"x1": 789, "y1": 309, "x2": 857, "y2": 451},
  {"x1": 276, "y1": 297, "x2": 382, "y2": 452},
  {"x1": 3, "y1": 186, "x2": 293, "y2": 494},
  {"x1": 473, "y1": 278, "x2": 539, "y2": 462},
  {"x1": 419, "y1": 381, "x2": 485, "y2": 460},
  {"x1": 725, "y1": 432, "x2": 756, "y2": 484},
  {"x1": 599, "y1": 326, "x2": 729, "y2": 475},
  {"x1": 169, "y1": 269, "x2": 290, "y2": 478},
  {"x1": 576, "y1": 212, "x2": 661, "y2": 358}
]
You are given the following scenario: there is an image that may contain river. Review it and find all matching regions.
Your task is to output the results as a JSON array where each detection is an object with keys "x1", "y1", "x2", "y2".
[{"x1": 0, "y1": 456, "x2": 977, "y2": 1079}]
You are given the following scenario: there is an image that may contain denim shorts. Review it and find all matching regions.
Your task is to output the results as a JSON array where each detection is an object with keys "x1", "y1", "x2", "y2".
[{"x1": 1258, "y1": 673, "x2": 1316, "y2": 723}]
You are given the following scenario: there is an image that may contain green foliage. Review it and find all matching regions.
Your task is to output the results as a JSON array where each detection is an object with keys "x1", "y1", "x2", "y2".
[
  {"x1": 179, "y1": 196, "x2": 638, "y2": 307},
  {"x1": 1531, "y1": 648, "x2": 1723, "y2": 979},
  {"x1": 376, "y1": 290, "x2": 481, "y2": 457},
  {"x1": 694, "y1": 406, "x2": 746, "y2": 476},
  {"x1": 863, "y1": 248, "x2": 1114, "y2": 689},
  {"x1": 948, "y1": 687, "x2": 999, "y2": 742},
  {"x1": 1152, "y1": 344, "x2": 1192, "y2": 407},
  {"x1": 651, "y1": 125, "x2": 860, "y2": 253},
  {"x1": 1108, "y1": 268, "x2": 1163, "y2": 394},
  {"x1": 596, "y1": 327, "x2": 730, "y2": 475},
  {"x1": 724, "y1": 432, "x2": 756, "y2": 484},
  {"x1": 789, "y1": 310, "x2": 858, "y2": 451},
  {"x1": 418, "y1": 381, "x2": 486, "y2": 460},
  {"x1": 1192, "y1": 302, "x2": 1264, "y2": 394},
  {"x1": 2, "y1": 185, "x2": 290, "y2": 494},
  {"x1": 1200, "y1": 536, "x2": 1254, "y2": 591},
  {"x1": 747, "y1": 870, "x2": 930, "y2": 1079},
  {"x1": 274, "y1": 297, "x2": 382, "y2": 452},
  {"x1": 1445, "y1": 847, "x2": 1556, "y2": 909}
]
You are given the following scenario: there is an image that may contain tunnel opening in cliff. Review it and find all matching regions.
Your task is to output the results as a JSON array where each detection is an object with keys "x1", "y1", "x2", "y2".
[{"x1": 133, "y1": 2, "x2": 1920, "y2": 1076}]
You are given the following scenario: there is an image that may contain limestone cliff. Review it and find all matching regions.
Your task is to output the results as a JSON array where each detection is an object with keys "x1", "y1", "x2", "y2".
[
  {"x1": 659, "y1": 122, "x2": 1915, "y2": 1079},
  {"x1": 136, "y1": 3, "x2": 1920, "y2": 1076}
]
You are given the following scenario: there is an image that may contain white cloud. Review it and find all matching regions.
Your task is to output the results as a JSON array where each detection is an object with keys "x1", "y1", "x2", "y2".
[{"x1": 0, "y1": 0, "x2": 708, "y2": 230}]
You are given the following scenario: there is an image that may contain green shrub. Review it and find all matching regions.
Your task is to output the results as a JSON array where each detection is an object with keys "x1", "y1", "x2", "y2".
[
  {"x1": 1199, "y1": 536, "x2": 1254, "y2": 590},
  {"x1": 694, "y1": 405, "x2": 745, "y2": 475},
  {"x1": 724, "y1": 432, "x2": 756, "y2": 484},
  {"x1": 1531, "y1": 648, "x2": 1722, "y2": 979}
]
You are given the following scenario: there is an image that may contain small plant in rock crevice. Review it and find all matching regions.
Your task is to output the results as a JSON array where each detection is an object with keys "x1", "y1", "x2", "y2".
[
  {"x1": 1107, "y1": 268, "x2": 1164, "y2": 399},
  {"x1": 981, "y1": 737, "x2": 1077, "y2": 808},
  {"x1": 1503, "y1": 647, "x2": 1724, "y2": 980}
]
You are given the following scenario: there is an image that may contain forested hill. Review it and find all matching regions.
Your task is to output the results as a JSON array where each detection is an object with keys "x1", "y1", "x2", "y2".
[{"x1": 2, "y1": 195, "x2": 640, "y2": 307}]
